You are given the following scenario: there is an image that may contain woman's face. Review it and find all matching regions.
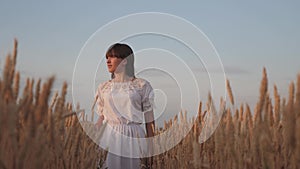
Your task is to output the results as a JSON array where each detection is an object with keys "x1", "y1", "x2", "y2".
[{"x1": 106, "y1": 55, "x2": 126, "y2": 73}]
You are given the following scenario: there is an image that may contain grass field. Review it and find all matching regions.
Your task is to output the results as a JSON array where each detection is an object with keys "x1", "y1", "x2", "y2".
[{"x1": 0, "y1": 40, "x2": 299, "y2": 169}]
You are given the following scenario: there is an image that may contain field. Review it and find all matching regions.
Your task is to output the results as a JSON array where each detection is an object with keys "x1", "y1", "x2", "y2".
[{"x1": 0, "y1": 40, "x2": 299, "y2": 169}]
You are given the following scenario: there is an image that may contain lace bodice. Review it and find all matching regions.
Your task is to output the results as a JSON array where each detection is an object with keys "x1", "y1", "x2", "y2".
[{"x1": 95, "y1": 78, "x2": 154, "y2": 124}]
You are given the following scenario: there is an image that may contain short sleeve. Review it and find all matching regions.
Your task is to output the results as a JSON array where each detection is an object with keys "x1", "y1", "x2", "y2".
[
  {"x1": 141, "y1": 81, "x2": 155, "y2": 113},
  {"x1": 95, "y1": 84, "x2": 104, "y2": 116}
]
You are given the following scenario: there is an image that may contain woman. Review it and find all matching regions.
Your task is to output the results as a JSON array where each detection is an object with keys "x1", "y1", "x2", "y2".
[{"x1": 95, "y1": 43, "x2": 155, "y2": 169}]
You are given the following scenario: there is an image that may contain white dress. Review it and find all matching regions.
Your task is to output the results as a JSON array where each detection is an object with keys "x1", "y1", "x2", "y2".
[{"x1": 95, "y1": 78, "x2": 154, "y2": 169}]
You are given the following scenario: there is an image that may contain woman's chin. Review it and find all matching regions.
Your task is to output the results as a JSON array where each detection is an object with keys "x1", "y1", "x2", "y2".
[{"x1": 107, "y1": 69, "x2": 114, "y2": 73}]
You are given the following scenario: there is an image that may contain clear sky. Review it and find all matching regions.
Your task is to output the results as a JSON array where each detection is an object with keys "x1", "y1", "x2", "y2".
[{"x1": 1, "y1": 1, "x2": 299, "y2": 126}]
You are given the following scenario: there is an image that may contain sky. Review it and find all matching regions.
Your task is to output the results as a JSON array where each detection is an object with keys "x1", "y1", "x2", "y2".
[{"x1": 0, "y1": 1, "x2": 299, "y2": 126}]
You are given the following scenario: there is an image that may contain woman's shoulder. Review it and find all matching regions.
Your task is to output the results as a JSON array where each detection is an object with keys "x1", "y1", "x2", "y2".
[
  {"x1": 96, "y1": 80, "x2": 111, "y2": 91},
  {"x1": 133, "y1": 77, "x2": 152, "y2": 88},
  {"x1": 133, "y1": 77, "x2": 148, "y2": 83},
  {"x1": 96, "y1": 78, "x2": 152, "y2": 91}
]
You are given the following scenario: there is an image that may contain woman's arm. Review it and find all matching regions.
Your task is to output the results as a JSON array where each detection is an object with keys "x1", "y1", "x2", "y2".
[
  {"x1": 145, "y1": 110, "x2": 155, "y2": 137},
  {"x1": 144, "y1": 110, "x2": 155, "y2": 168}
]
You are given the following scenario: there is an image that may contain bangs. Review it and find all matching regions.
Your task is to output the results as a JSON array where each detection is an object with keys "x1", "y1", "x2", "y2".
[{"x1": 105, "y1": 49, "x2": 122, "y2": 59}]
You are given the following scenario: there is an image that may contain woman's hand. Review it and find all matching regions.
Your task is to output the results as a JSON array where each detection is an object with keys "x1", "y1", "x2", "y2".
[{"x1": 95, "y1": 115, "x2": 104, "y2": 129}]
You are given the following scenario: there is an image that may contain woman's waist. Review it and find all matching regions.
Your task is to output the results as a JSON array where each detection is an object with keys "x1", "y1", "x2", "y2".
[
  {"x1": 106, "y1": 119, "x2": 142, "y2": 126},
  {"x1": 105, "y1": 120, "x2": 146, "y2": 138},
  {"x1": 104, "y1": 115, "x2": 143, "y2": 125}
]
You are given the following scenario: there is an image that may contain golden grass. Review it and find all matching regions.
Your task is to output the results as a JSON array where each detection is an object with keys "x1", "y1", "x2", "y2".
[
  {"x1": 0, "y1": 40, "x2": 105, "y2": 169},
  {"x1": 0, "y1": 40, "x2": 299, "y2": 169}
]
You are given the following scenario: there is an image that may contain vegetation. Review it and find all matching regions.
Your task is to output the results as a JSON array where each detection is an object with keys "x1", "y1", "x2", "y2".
[{"x1": 0, "y1": 40, "x2": 299, "y2": 169}]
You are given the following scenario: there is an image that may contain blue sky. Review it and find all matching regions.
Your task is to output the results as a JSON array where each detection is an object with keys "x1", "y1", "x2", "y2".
[{"x1": 0, "y1": 1, "x2": 299, "y2": 125}]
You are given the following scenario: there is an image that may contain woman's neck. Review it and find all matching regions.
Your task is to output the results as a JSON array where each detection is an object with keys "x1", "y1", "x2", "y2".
[{"x1": 113, "y1": 72, "x2": 132, "y2": 82}]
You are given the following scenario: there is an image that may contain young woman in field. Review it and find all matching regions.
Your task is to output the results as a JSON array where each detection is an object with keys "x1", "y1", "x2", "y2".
[{"x1": 95, "y1": 43, "x2": 155, "y2": 169}]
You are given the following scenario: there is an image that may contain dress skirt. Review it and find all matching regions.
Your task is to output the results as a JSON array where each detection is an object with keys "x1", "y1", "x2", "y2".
[{"x1": 100, "y1": 122, "x2": 147, "y2": 169}]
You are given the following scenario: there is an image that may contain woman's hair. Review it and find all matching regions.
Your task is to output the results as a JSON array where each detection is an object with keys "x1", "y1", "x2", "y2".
[{"x1": 105, "y1": 43, "x2": 135, "y2": 79}]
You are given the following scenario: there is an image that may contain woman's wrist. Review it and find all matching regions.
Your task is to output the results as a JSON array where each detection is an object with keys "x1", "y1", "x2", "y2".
[{"x1": 96, "y1": 115, "x2": 104, "y2": 125}]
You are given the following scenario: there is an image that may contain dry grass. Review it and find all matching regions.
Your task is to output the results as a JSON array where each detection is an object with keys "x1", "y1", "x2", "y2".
[
  {"x1": 0, "y1": 40, "x2": 106, "y2": 169},
  {"x1": 1, "y1": 40, "x2": 300, "y2": 169}
]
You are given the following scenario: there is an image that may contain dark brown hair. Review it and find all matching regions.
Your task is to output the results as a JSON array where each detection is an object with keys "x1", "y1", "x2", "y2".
[{"x1": 105, "y1": 43, "x2": 135, "y2": 79}]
